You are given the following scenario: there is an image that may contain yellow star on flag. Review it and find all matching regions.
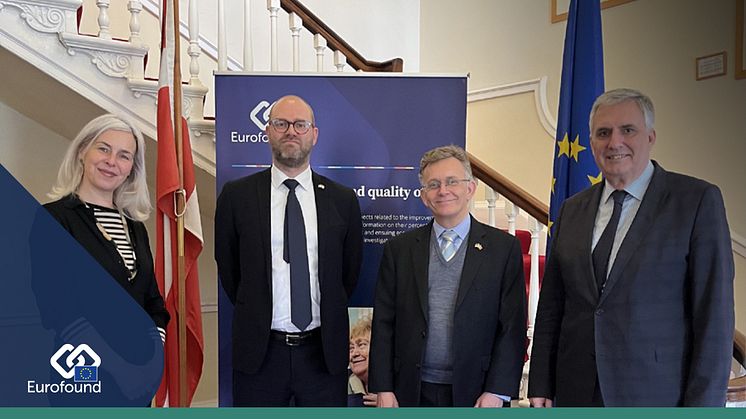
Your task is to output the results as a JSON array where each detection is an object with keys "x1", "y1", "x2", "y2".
[
  {"x1": 569, "y1": 135, "x2": 586, "y2": 162},
  {"x1": 588, "y1": 171, "x2": 603, "y2": 185},
  {"x1": 556, "y1": 133, "x2": 570, "y2": 159},
  {"x1": 551, "y1": 177, "x2": 556, "y2": 194},
  {"x1": 547, "y1": 220, "x2": 554, "y2": 237}
]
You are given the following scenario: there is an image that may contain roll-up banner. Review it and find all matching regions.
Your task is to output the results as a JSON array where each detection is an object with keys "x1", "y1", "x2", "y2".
[{"x1": 215, "y1": 73, "x2": 467, "y2": 405}]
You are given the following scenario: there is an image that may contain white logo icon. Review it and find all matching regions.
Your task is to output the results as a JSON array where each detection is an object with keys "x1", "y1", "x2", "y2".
[
  {"x1": 50, "y1": 344, "x2": 101, "y2": 379},
  {"x1": 250, "y1": 100, "x2": 272, "y2": 131}
]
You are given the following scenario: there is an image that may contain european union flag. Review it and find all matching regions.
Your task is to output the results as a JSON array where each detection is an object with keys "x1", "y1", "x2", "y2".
[
  {"x1": 548, "y1": 0, "x2": 605, "y2": 252},
  {"x1": 74, "y1": 365, "x2": 98, "y2": 382}
]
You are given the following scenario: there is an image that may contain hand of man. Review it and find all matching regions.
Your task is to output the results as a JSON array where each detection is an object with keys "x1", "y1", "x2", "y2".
[
  {"x1": 474, "y1": 392, "x2": 504, "y2": 408},
  {"x1": 376, "y1": 391, "x2": 399, "y2": 408},
  {"x1": 530, "y1": 397, "x2": 553, "y2": 407},
  {"x1": 363, "y1": 392, "x2": 378, "y2": 407}
]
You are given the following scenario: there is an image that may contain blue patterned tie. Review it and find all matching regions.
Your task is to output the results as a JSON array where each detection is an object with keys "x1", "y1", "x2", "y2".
[
  {"x1": 283, "y1": 179, "x2": 311, "y2": 330},
  {"x1": 440, "y1": 230, "x2": 458, "y2": 262}
]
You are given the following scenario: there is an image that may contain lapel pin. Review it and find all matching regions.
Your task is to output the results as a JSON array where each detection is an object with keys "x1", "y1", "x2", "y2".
[
  {"x1": 474, "y1": 243, "x2": 483, "y2": 251},
  {"x1": 317, "y1": 183, "x2": 325, "y2": 190}
]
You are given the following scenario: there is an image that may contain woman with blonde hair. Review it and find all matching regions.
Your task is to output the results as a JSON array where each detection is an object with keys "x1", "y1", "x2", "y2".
[
  {"x1": 45, "y1": 114, "x2": 169, "y2": 340},
  {"x1": 348, "y1": 316, "x2": 378, "y2": 407}
]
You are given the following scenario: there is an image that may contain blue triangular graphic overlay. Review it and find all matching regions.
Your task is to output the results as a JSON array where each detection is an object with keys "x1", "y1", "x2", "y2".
[{"x1": 0, "y1": 164, "x2": 163, "y2": 406}]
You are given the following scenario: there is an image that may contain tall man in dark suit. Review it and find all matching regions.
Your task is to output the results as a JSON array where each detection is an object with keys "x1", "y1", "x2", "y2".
[
  {"x1": 215, "y1": 95, "x2": 363, "y2": 406},
  {"x1": 369, "y1": 145, "x2": 526, "y2": 407},
  {"x1": 528, "y1": 88, "x2": 735, "y2": 407}
]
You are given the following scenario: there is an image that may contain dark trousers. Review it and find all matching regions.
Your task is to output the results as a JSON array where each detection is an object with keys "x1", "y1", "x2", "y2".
[
  {"x1": 591, "y1": 377, "x2": 604, "y2": 407},
  {"x1": 232, "y1": 333, "x2": 346, "y2": 407},
  {"x1": 419, "y1": 381, "x2": 454, "y2": 407}
]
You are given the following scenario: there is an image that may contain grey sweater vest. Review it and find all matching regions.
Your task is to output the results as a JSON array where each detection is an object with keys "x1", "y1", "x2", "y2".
[{"x1": 421, "y1": 230, "x2": 468, "y2": 384}]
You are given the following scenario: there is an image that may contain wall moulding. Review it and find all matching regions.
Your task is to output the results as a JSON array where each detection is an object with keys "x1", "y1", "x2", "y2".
[{"x1": 467, "y1": 76, "x2": 557, "y2": 138}]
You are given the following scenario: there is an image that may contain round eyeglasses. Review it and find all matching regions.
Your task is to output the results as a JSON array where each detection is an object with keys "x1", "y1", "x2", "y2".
[{"x1": 268, "y1": 119, "x2": 314, "y2": 134}]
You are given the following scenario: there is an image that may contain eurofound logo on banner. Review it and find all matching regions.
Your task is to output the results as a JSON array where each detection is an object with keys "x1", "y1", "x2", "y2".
[
  {"x1": 229, "y1": 100, "x2": 271, "y2": 144},
  {"x1": 27, "y1": 343, "x2": 102, "y2": 394}
]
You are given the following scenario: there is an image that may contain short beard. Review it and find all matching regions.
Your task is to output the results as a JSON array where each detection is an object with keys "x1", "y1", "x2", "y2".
[{"x1": 273, "y1": 147, "x2": 310, "y2": 168}]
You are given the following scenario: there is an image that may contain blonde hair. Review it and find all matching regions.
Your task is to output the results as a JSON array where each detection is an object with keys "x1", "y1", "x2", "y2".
[
  {"x1": 48, "y1": 114, "x2": 151, "y2": 221},
  {"x1": 350, "y1": 316, "x2": 372, "y2": 340}
]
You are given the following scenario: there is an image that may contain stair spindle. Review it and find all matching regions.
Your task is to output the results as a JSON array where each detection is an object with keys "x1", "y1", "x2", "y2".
[
  {"x1": 313, "y1": 34, "x2": 326, "y2": 72},
  {"x1": 485, "y1": 187, "x2": 497, "y2": 228},
  {"x1": 96, "y1": 0, "x2": 111, "y2": 40},
  {"x1": 218, "y1": 0, "x2": 227, "y2": 71},
  {"x1": 333, "y1": 50, "x2": 346, "y2": 72},
  {"x1": 243, "y1": 0, "x2": 253, "y2": 71},
  {"x1": 188, "y1": 0, "x2": 202, "y2": 85},
  {"x1": 128, "y1": 1, "x2": 142, "y2": 45},
  {"x1": 289, "y1": 12, "x2": 302, "y2": 72},
  {"x1": 505, "y1": 201, "x2": 518, "y2": 235},
  {"x1": 267, "y1": 0, "x2": 280, "y2": 71}
]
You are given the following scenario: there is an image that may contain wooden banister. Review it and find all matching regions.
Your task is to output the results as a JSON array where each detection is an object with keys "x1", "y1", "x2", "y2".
[
  {"x1": 468, "y1": 152, "x2": 549, "y2": 225},
  {"x1": 280, "y1": 0, "x2": 403, "y2": 72}
]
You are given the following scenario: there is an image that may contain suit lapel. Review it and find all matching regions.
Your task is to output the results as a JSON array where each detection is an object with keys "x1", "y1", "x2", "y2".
[
  {"x1": 256, "y1": 169, "x2": 272, "y2": 287},
  {"x1": 455, "y1": 217, "x2": 487, "y2": 310},
  {"x1": 579, "y1": 184, "x2": 605, "y2": 299},
  {"x1": 312, "y1": 172, "x2": 329, "y2": 288},
  {"x1": 599, "y1": 164, "x2": 667, "y2": 305},
  {"x1": 412, "y1": 223, "x2": 432, "y2": 322}
]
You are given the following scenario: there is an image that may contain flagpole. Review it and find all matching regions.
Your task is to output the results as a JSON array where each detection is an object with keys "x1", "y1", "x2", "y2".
[{"x1": 171, "y1": 0, "x2": 188, "y2": 407}]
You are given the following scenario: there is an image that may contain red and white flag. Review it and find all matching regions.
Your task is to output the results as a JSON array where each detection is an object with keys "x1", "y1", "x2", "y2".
[{"x1": 154, "y1": 0, "x2": 204, "y2": 407}]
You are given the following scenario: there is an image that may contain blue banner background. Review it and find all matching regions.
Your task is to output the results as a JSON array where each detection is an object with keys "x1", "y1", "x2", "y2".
[{"x1": 215, "y1": 73, "x2": 466, "y2": 406}]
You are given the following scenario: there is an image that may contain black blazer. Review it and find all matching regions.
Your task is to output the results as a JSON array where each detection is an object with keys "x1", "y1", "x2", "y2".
[
  {"x1": 528, "y1": 162, "x2": 735, "y2": 406},
  {"x1": 214, "y1": 169, "x2": 363, "y2": 375},
  {"x1": 369, "y1": 217, "x2": 526, "y2": 406},
  {"x1": 43, "y1": 195, "x2": 169, "y2": 330}
]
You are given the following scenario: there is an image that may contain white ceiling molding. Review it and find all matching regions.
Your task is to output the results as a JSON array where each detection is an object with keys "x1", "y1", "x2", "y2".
[{"x1": 467, "y1": 76, "x2": 557, "y2": 138}]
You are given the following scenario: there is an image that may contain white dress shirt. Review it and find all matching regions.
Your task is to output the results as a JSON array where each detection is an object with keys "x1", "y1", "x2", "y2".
[
  {"x1": 270, "y1": 165, "x2": 321, "y2": 332},
  {"x1": 592, "y1": 161, "x2": 655, "y2": 278}
]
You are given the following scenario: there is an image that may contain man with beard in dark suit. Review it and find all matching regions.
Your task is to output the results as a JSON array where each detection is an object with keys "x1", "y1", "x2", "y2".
[{"x1": 215, "y1": 95, "x2": 363, "y2": 406}]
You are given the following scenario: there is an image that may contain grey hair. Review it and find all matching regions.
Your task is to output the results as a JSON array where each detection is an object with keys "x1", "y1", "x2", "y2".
[
  {"x1": 590, "y1": 88, "x2": 655, "y2": 132},
  {"x1": 418, "y1": 144, "x2": 473, "y2": 184},
  {"x1": 48, "y1": 114, "x2": 151, "y2": 221}
]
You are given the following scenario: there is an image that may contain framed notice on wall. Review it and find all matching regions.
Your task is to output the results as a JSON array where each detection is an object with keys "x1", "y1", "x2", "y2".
[
  {"x1": 551, "y1": 0, "x2": 635, "y2": 23},
  {"x1": 737, "y1": 0, "x2": 745, "y2": 79}
]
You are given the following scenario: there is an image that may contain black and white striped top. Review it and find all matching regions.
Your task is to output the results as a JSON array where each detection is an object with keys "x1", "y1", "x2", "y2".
[{"x1": 89, "y1": 203, "x2": 136, "y2": 275}]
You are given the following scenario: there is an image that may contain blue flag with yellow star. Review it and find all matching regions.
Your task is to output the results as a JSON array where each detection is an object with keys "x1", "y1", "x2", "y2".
[{"x1": 548, "y1": 0, "x2": 604, "y2": 251}]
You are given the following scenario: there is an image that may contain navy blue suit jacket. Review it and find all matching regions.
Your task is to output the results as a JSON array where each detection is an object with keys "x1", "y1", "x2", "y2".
[{"x1": 529, "y1": 162, "x2": 734, "y2": 406}]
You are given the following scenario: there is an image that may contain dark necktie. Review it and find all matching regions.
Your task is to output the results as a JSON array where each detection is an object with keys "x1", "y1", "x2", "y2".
[
  {"x1": 592, "y1": 190, "x2": 628, "y2": 294},
  {"x1": 283, "y1": 179, "x2": 311, "y2": 330}
]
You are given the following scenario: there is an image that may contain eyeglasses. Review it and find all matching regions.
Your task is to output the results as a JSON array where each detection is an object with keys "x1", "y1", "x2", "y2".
[
  {"x1": 421, "y1": 177, "x2": 471, "y2": 192},
  {"x1": 268, "y1": 119, "x2": 314, "y2": 134}
]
